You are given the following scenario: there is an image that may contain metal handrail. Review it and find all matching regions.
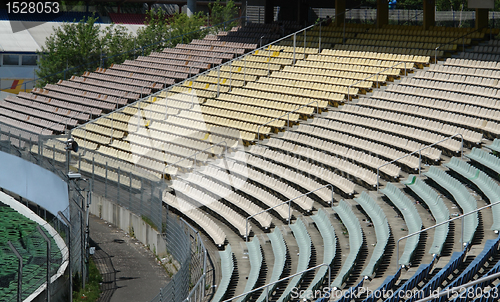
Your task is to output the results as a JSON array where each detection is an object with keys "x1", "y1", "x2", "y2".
[
  {"x1": 434, "y1": 26, "x2": 486, "y2": 63},
  {"x1": 256, "y1": 100, "x2": 318, "y2": 139},
  {"x1": 163, "y1": 141, "x2": 228, "y2": 175},
  {"x1": 245, "y1": 184, "x2": 335, "y2": 241},
  {"x1": 347, "y1": 61, "x2": 408, "y2": 101},
  {"x1": 222, "y1": 263, "x2": 332, "y2": 302},
  {"x1": 376, "y1": 133, "x2": 464, "y2": 192},
  {"x1": 395, "y1": 200, "x2": 500, "y2": 269}
]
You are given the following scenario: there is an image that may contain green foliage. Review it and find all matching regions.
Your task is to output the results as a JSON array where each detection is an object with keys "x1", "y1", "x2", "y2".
[
  {"x1": 36, "y1": 15, "x2": 135, "y2": 87},
  {"x1": 209, "y1": 0, "x2": 239, "y2": 31},
  {"x1": 36, "y1": 15, "x2": 101, "y2": 87},
  {"x1": 73, "y1": 258, "x2": 103, "y2": 302},
  {"x1": 141, "y1": 215, "x2": 158, "y2": 231}
]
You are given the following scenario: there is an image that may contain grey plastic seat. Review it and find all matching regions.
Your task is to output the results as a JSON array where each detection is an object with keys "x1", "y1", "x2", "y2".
[
  {"x1": 256, "y1": 228, "x2": 287, "y2": 302},
  {"x1": 212, "y1": 245, "x2": 234, "y2": 302},
  {"x1": 276, "y1": 218, "x2": 311, "y2": 302},
  {"x1": 424, "y1": 166, "x2": 478, "y2": 244},
  {"x1": 401, "y1": 175, "x2": 450, "y2": 255},
  {"x1": 355, "y1": 191, "x2": 390, "y2": 277},
  {"x1": 237, "y1": 237, "x2": 263, "y2": 302},
  {"x1": 330, "y1": 200, "x2": 363, "y2": 288},
  {"x1": 445, "y1": 157, "x2": 500, "y2": 231},
  {"x1": 300, "y1": 209, "x2": 337, "y2": 299},
  {"x1": 380, "y1": 183, "x2": 422, "y2": 266}
]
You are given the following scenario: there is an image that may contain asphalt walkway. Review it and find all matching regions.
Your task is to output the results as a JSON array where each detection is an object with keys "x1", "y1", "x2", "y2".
[{"x1": 89, "y1": 214, "x2": 170, "y2": 302}]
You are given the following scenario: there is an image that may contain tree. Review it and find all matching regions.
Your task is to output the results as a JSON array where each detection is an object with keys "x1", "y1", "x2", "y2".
[
  {"x1": 36, "y1": 15, "x2": 101, "y2": 86},
  {"x1": 135, "y1": 9, "x2": 206, "y2": 56},
  {"x1": 36, "y1": 15, "x2": 137, "y2": 87},
  {"x1": 209, "y1": 0, "x2": 239, "y2": 32}
]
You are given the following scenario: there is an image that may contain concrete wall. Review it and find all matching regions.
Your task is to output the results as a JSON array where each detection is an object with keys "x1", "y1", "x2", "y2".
[{"x1": 89, "y1": 194, "x2": 167, "y2": 258}]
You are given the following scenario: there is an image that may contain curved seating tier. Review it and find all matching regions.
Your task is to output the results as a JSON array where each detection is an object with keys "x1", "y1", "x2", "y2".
[
  {"x1": 163, "y1": 192, "x2": 226, "y2": 246},
  {"x1": 467, "y1": 147, "x2": 500, "y2": 176},
  {"x1": 256, "y1": 228, "x2": 287, "y2": 302},
  {"x1": 330, "y1": 200, "x2": 364, "y2": 289},
  {"x1": 401, "y1": 175, "x2": 450, "y2": 255},
  {"x1": 212, "y1": 245, "x2": 235, "y2": 302},
  {"x1": 276, "y1": 218, "x2": 312, "y2": 302},
  {"x1": 300, "y1": 209, "x2": 337, "y2": 299},
  {"x1": 237, "y1": 237, "x2": 263, "y2": 302},
  {"x1": 445, "y1": 157, "x2": 500, "y2": 231},
  {"x1": 439, "y1": 236, "x2": 500, "y2": 302},
  {"x1": 354, "y1": 191, "x2": 390, "y2": 277},
  {"x1": 406, "y1": 249, "x2": 467, "y2": 302},
  {"x1": 424, "y1": 166, "x2": 478, "y2": 245},
  {"x1": 383, "y1": 256, "x2": 437, "y2": 302},
  {"x1": 380, "y1": 183, "x2": 422, "y2": 266}
]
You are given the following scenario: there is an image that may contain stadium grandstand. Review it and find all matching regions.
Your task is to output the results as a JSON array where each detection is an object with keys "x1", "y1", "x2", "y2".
[{"x1": 4, "y1": 0, "x2": 500, "y2": 301}]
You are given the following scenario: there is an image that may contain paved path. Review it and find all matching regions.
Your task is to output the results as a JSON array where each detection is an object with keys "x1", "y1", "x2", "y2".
[{"x1": 89, "y1": 214, "x2": 170, "y2": 302}]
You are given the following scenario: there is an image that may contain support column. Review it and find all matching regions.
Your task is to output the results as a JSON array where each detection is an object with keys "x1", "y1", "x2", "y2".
[
  {"x1": 187, "y1": 0, "x2": 196, "y2": 17},
  {"x1": 334, "y1": 0, "x2": 345, "y2": 27},
  {"x1": 264, "y1": 0, "x2": 274, "y2": 24},
  {"x1": 476, "y1": 9, "x2": 489, "y2": 29},
  {"x1": 423, "y1": 0, "x2": 435, "y2": 30},
  {"x1": 377, "y1": 0, "x2": 389, "y2": 28}
]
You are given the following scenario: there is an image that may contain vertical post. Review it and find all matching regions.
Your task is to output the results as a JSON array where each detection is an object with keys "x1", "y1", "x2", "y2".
[
  {"x1": 58, "y1": 212, "x2": 72, "y2": 302},
  {"x1": 105, "y1": 161, "x2": 108, "y2": 198},
  {"x1": 418, "y1": 150, "x2": 422, "y2": 176},
  {"x1": 319, "y1": 19, "x2": 322, "y2": 53},
  {"x1": 304, "y1": 29, "x2": 306, "y2": 55},
  {"x1": 217, "y1": 65, "x2": 220, "y2": 97},
  {"x1": 117, "y1": 166, "x2": 121, "y2": 203},
  {"x1": 461, "y1": 215, "x2": 465, "y2": 251},
  {"x1": 129, "y1": 171, "x2": 132, "y2": 209},
  {"x1": 268, "y1": 48, "x2": 271, "y2": 75},
  {"x1": 8, "y1": 241, "x2": 23, "y2": 302},
  {"x1": 37, "y1": 225, "x2": 51, "y2": 302},
  {"x1": 293, "y1": 34, "x2": 296, "y2": 64}
]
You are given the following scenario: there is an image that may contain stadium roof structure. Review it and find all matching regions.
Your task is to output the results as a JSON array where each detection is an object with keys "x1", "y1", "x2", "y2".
[{"x1": 0, "y1": 21, "x2": 145, "y2": 53}]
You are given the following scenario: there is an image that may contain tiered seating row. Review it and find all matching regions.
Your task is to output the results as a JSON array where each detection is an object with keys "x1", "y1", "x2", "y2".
[
  {"x1": 355, "y1": 192, "x2": 390, "y2": 277},
  {"x1": 277, "y1": 218, "x2": 311, "y2": 302},
  {"x1": 380, "y1": 183, "x2": 422, "y2": 266},
  {"x1": 256, "y1": 228, "x2": 286, "y2": 302},
  {"x1": 330, "y1": 200, "x2": 363, "y2": 289},
  {"x1": 445, "y1": 157, "x2": 500, "y2": 231},
  {"x1": 401, "y1": 175, "x2": 450, "y2": 255},
  {"x1": 212, "y1": 245, "x2": 235, "y2": 302},
  {"x1": 425, "y1": 166, "x2": 478, "y2": 244}
]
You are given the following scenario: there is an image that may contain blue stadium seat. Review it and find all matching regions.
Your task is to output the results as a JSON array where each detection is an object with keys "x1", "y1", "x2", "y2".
[
  {"x1": 362, "y1": 267, "x2": 402, "y2": 302},
  {"x1": 384, "y1": 256, "x2": 437, "y2": 302},
  {"x1": 440, "y1": 235, "x2": 500, "y2": 302}
]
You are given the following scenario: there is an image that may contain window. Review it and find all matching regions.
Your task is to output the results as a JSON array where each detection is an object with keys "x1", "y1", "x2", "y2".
[
  {"x1": 3, "y1": 55, "x2": 19, "y2": 65},
  {"x1": 22, "y1": 55, "x2": 37, "y2": 66}
]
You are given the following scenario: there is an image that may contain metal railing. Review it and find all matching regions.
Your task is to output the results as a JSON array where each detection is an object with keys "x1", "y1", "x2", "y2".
[
  {"x1": 415, "y1": 270, "x2": 500, "y2": 302},
  {"x1": 434, "y1": 26, "x2": 486, "y2": 63},
  {"x1": 396, "y1": 200, "x2": 500, "y2": 269},
  {"x1": 376, "y1": 133, "x2": 464, "y2": 192},
  {"x1": 245, "y1": 184, "x2": 335, "y2": 241},
  {"x1": 256, "y1": 100, "x2": 319, "y2": 139},
  {"x1": 347, "y1": 61, "x2": 408, "y2": 101},
  {"x1": 222, "y1": 263, "x2": 332, "y2": 302}
]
